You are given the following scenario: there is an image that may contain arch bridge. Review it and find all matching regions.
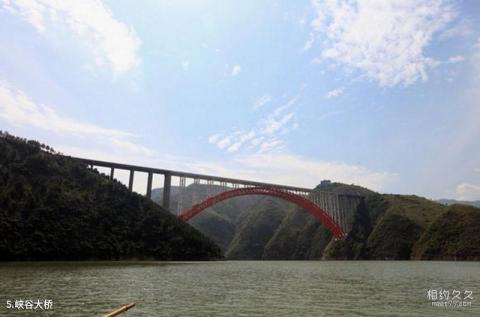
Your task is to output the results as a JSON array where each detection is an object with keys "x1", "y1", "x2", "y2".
[{"x1": 71, "y1": 157, "x2": 363, "y2": 239}]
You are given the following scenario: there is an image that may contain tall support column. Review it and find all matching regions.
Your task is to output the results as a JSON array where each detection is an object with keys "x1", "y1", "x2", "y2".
[
  {"x1": 334, "y1": 195, "x2": 341, "y2": 231},
  {"x1": 146, "y1": 172, "x2": 153, "y2": 199},
  {"x1": 163, "y1": 173, "x2": 171, "y2": 210},
  {"x1": 177, "y1": 176, "x2": 186, "y2": 213},
  {"x1": 110, "y1": 167, "x2": 114, "y2": 180},
  {"x1": 128, "y1": 169, "x2": 134, "y2": 191}
]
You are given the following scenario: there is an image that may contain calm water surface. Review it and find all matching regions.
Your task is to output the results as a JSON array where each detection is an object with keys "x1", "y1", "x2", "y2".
[{"x1": 0, "y1": 261, "x2": 479, "y2": 316}]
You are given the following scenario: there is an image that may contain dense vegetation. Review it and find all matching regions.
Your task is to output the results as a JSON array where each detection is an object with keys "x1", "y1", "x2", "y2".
[
  {"x1": 325, "y1": 194, "x2": 447, "y2": 260},
  {"x1": 0, "y1": 132, "x2": 221, "y2": 261},
  {"x1": 153, "y1": 181, "x2": 480, "y2": 260},
  {"x1": 412, "y1": 204, "x2": 480, "y2": 260}
]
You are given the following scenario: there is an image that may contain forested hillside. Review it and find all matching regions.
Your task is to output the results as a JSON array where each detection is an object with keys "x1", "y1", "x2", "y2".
[
  {"x1": 0, "y1": 132, "x2": 221, "y2": 261},
  {"x1": 153, "y1": 181, "x2": 480, "y2": 260}
]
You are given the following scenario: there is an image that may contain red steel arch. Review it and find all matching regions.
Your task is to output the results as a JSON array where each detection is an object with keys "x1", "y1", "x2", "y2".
[{"x1": 177, "y1": 187, "x2": 345, "y2": 239}]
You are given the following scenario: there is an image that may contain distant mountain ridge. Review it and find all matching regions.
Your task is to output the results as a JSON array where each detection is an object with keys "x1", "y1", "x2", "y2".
[{"x1": 436, "y1": 199, "x2": 480, "y2": 208}]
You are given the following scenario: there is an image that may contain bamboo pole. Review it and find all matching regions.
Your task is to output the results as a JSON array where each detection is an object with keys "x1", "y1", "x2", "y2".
[{"x1": 102, "y1": 303, "x2": 135, "y2": 317}]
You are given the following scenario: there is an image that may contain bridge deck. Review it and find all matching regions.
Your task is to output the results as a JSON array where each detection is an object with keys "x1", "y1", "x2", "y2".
[
  {"x1": 66, "y1": 155, "x2": 364, "y2": 238},
  {"x1": 69, "y1": 156, "x2": 313, "y2": 192}
]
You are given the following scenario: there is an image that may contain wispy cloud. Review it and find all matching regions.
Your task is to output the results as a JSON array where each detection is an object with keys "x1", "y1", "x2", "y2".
[
  {"x1": 146, "y1": 151, "x2": 396, "y2": 192},
  {"x1": 208, "y1": 96, "x2": 299, "y2": 154},
  {"x1": 257, "y1": 138, "x2": 285, "y2": 154},
  {"x1": 439, "y1": 18, "x2": 473, "y2": 40},
  {"x1": 0, "y1": 80, "x2": 152, "y2": 155},
  {"x1": 216, "y1": 136, "x2": 232, "y2": 149},
  {"x1": 182, "y1": 60, "x2": 190, "y2": 70},
  {"x1": 253, "y1": 94, "x2": 272, "y2": 110},
  {"x1": 2, "y1": 0, "x2": 141, "y2": 76},
  {"x1": 234, "y1": 153, "x2": 397, "y2": 192},
  {"x1": 310, "y1": 0, "x2": 457, "y2": 87},
  {"x1": 302, "y1": 32, "x2": 315, "y2": 51},
  {"x1": 456, "y1": 183, "x2": 480, "y2": 201},
  {"x1": 263, "y1": 111, "x2": 294, "y2": 135},
  {"x1": 208, "y1": 133, "x2": 222, "y2": 144},
  {"x1": 226, "y1": 130, "x2": 256, "y2": 153},
  {"x1": 231, "y1": 64, "x2": 241, "y2": 76},
  {"x1": 110, "y1": 139, "x2": 153, "y2": 156},
  {"x1": 325, "y1": 87, "x2": 344, "y2": 99},
  {"x1": 447, "y1": 55, "x2": 465, "y2": 64}
]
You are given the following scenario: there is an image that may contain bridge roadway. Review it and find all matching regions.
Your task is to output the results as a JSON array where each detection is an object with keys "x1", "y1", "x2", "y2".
[
  {"x1": 69, "y1": 156, "x2": 313, "y2": 210},
  {"x1": 68, "y1": 156, "x2": 364, "y2": 239}
]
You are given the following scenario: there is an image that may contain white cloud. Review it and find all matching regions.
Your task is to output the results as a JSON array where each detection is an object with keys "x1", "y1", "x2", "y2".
[
  {"x1": 310, "y1": 0, "x2": 457, "y2": 87},
  {"x1": 240, "y1": 130, "x2": 256, "y2": 142},
  {"x1": 227, "y1": 142, "x2": 242, "y2": 153},
  {"x1": 258, "y1": 138, "x2": 284, "y2": 154},
  {"x1": 302, "y1": 32, "x2": 315, "y2": 51},
  {"x1": 253, "y1": 94, "x2": 272, "y2": 110},
  {"x1": 455, "y1": 183, "x2": 480, "y2": 201},
  {"x1": 216, "y1": 136, "x2": 231, "y2": 149},
  {"x1": 110, "y1": 138, "x2": 153, "y2": 156},
  {"x1": 214, "y1": 130, "x2": 256, "y2": 153},
  {"x1": 326, "y1": 87, "x2": 344, "y2": 99},
  {"x1": 439, "y1": 18, "x2": 473, "y2": 40},
  {"x1": 147, "y1": 151, "x2": 396, "y2": 192},
  {"x1": 280, "y1": 121, "x2": 299, "y2": 135},
  {"x1": 447, "y1": 55, "x2": 464, "y2": 64},
  {"x1": 235, "y1": 153, "x2": 397, "y2": 191},
  {"x1": 263, "y1": 111, "x2": 294, "y2": 135},
  {"x1": 208, "y1": 133, "x2": 221, "y2": 144},
  {"x1": 272, "y1": 96, "x2": 298, "y2": 116},
  {"x1": 2, "y1": 0, "x2": 141, "y2": 76},
  {"x1": 182, "y1": 60, "x2": 190, "y2": 70},
  {"x1": 209, "y1": 96, "x2": 299, "y2": 154},
  {"x1": 0, "y1": 80, "x2": 152, "y2": 155},
  {"x1": 0, "y1": 80, "x2": 128, "y2": 138},
  {"x1": 250, "y1": 136, "x2": 264, "y2": 146},
  {"x1": 231, "y1": 64, "x2": 241, "y2": 76}
]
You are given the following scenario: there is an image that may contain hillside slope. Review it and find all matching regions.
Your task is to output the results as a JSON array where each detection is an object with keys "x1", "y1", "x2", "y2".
[
  {"x1": 154, "y1": 180, "x2": 480, "y2": 260},
  {"x1": 323, "y1": 194, "x2": 447, "y2": 260},
  {"x1": 0, "y1": 132, "x2": 221, "y2": 261},
  {"x1": 412, "y1": 204, "x2": 480, "y2": 260}
]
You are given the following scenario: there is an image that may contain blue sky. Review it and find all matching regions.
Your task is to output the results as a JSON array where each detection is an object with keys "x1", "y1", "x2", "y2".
[{"x1": 0, "y1": 0, "x2": 479, "y2": 200}]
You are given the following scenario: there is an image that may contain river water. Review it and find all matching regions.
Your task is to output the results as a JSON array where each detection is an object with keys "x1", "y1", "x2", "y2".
[{"x1": 0, "y1": 261, "x2": 479, "y2": 316}]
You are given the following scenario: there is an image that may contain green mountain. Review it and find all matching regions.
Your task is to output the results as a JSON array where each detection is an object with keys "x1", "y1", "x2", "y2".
[
  {"x1": 412, "y1": 204, "x2": 480, "y2": 260},
  {"x1": 325, "y1": 194, "x2": 447, "y2": 260},
  {"x1": 153, "y1": 181, "x2": 480, "y2": 260},
  {"x1": 0, "y1": 132, "x2": 221, "y2": 261},
  {"x1": 152, "y1": 185, "x2": 262, "y2": 253}
]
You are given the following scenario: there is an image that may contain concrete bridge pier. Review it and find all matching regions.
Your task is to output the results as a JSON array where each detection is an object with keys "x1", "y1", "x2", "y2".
[
  {"x1": 163, "y1": 173, "x2": 171, "y2": 210},
  {"x1": 146, "y1": 172, "x2": 153, "y2": 199},
  {"x1": 128, "y1": 169, "x2": 134, "y2": 191}
]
